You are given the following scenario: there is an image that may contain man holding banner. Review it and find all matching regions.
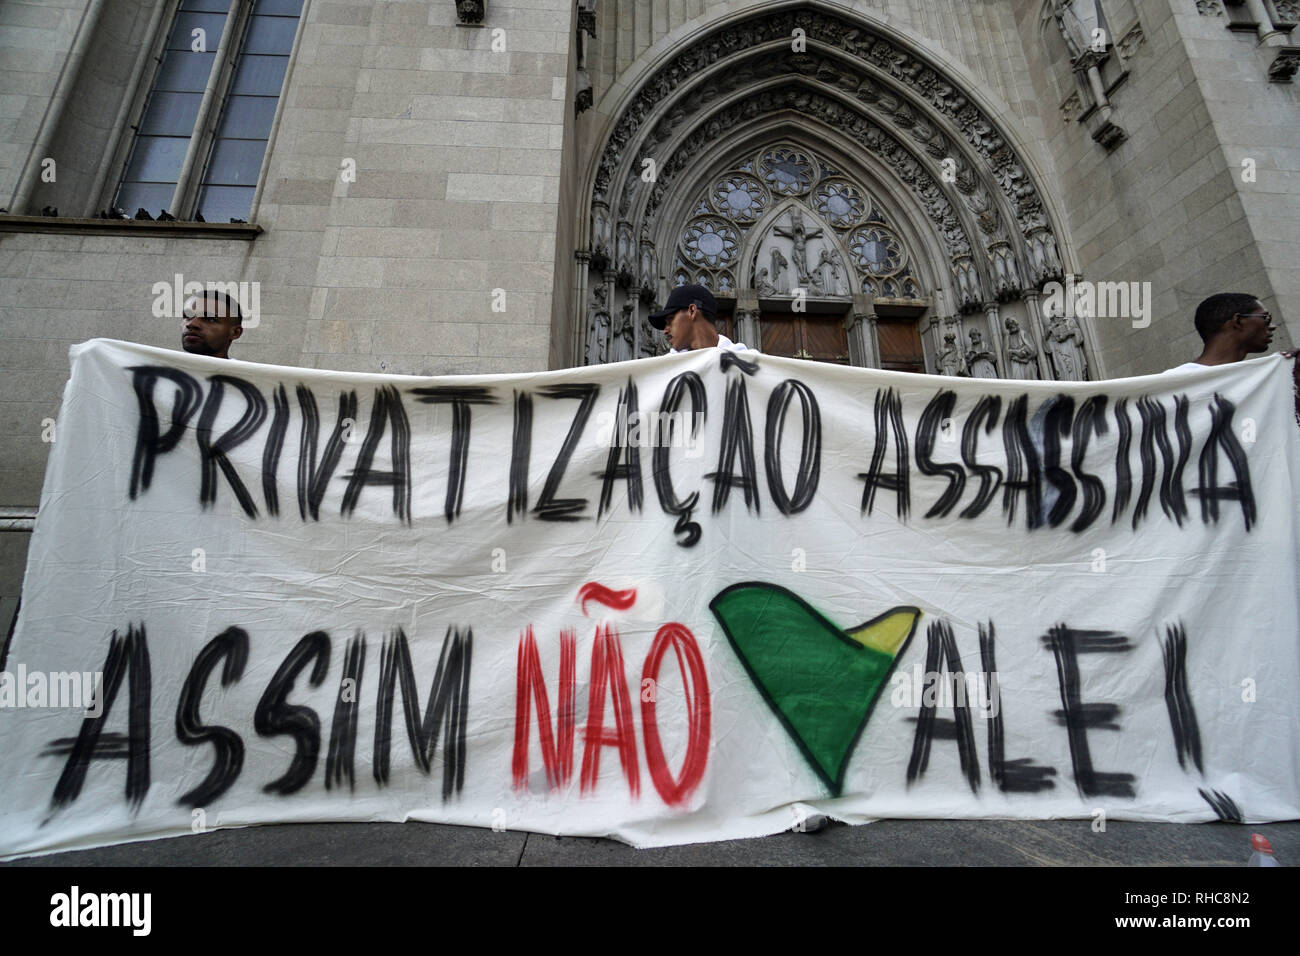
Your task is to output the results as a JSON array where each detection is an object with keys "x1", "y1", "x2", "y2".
[
  {"x1": 1170, "y1": 293, "x2": 1299, "y2": 421},
  {"x1": 648, "y1": 283, "x2": 750, "y2": 353},
  {"x1": 1, "y1": 325, "x2": 1298, "y2": 858},
  {"x1": 180, "y1": 291, "x2": 244, "y2": 361}
]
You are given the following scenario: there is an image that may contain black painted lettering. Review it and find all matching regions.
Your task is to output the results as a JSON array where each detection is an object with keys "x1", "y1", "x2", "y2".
[
  {"x1": 764, "y1": 380, "x2": 821, "y2": 516},
  {"x1": 254, "y1": 631, "x2": 330, "y2": 795},
  {"x1": 341, "y1": 385, "x2": 412, "y2": 524},
  {"x1": 296, "y1": 386, "x2": 358, "y2": 521},
  {"x1": 979, "y1": 622, "x2": 1056, "y2": 793},
  {"x1": 707, "y1": 377, "x2": 760, "y2": 515},
  {"x1": 906, "y1": 619, "x2": 980, "y2": 794},
  {"x1": 48, "y1": 624, "x2": 151, "y2": 811},
  {"x1": 1196, "y1": 394, "x2": 1256, "y2": 530},
  {"x1": 1042, "y1": 625, "x2": 1136, "y2": 799},
  {"x1": 411, "y1": 386, "x2": 497, "y2": 524},
  {"x1": 175, "y1": 627, "x2": 248, "y2": 807},
  {"x1": 195, "y1": 375, "x2": 268, "y2": 518},
  {"x1": 916, "y1": 389, "x2": 965, "y2": 519},
  {"x1": 859, "y1": 388, "x2": 910, "y2": 520},
  {"x1": 596, "y1": 379, "x2": 644, "y2": 518},
  {"x1": 128, "y1": 366, "x2": 203, "y2": 499},
  {"x1": 533, "y1": 384, "x2": 600, "y2": 521},
  {"x1": 652, "y1": 372, "x2": 706, "y2": 547},
  {"x1": 1069, "y1": 395, "x2": 1108, "y2": 533},
  {"x1": 262, "y1": 384, "x2": 289, "y2": 517},
  {"x1": 959, "y1": 395, "x2": 1002, "y2": 520},
  {"x1": 325, "y1": 632, "x2": 366, "y2": 792},
  {"x1": 373, "y1": 626, "x2": 472, "y2": 800}
]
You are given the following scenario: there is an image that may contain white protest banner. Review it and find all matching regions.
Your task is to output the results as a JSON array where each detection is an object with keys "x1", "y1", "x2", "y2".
[{"x1": 1, "y1": 338, "x2": 1297, "y2": 858}]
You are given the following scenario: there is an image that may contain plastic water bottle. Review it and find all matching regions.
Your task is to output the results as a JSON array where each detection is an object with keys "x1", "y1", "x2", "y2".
[{"x1": 1247, "y1": 833, "x2": 1281, "y2": 867}]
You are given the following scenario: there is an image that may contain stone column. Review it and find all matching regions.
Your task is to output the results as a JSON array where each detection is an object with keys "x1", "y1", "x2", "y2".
[
  {"x1": 983, "y1": 301, "x2": 1004, "y2": 375},
  {"x1": 574, "y1": 249, "x2": 591, "y2": 366},
  {"x1": 850, "y1": 293, "x2": 878, "y2": 367},
  {"x1": 1021, "y1": 291, "x2": 1050, "y2": 370},
  {"x1": 734, "y1": 290, "x2": 760, "y2": 348},
  {"x1": 1244, "y1": 0, "x2": 1289, "y2": 45}
]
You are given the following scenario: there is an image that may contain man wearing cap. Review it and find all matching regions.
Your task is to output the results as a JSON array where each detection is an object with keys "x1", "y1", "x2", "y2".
[{"x1": 647, "y1": 283, "x2": 751, "y2": 353}]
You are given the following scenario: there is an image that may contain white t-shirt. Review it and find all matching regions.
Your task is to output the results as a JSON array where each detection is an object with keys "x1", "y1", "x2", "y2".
[
  {"x1": 1166, "y1": 362, "x2": 1211, "y2": 373},
  {"x1": 669, "y1": 333, "x2": 751, "y2": 355}
]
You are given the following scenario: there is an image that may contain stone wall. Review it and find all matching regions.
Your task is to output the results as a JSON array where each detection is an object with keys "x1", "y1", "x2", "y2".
[
  {"x1": 0, "y1": 0, "x2": 576, "y2": 606},
  {"x1": 1010, "y1": 0, "x2": 1297, "y2": 377}
]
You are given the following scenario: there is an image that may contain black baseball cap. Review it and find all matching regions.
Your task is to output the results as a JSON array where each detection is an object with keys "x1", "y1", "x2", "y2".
[{"x1": 648, "y1": 283, "x2": 717, "y2": 330}]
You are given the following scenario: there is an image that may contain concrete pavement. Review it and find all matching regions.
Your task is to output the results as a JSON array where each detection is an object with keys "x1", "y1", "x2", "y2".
[{"x1": 3, "y1": 818, "x2": 1296, "y2": 866}]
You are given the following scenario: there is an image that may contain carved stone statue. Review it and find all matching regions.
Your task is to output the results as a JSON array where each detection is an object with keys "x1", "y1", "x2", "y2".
[
  {"x1": 773, "y1": 208, "x2": 824, "y2": 284},
  {"x1": 1004, "y1": 317, "x2": 1039, "y2": 380},
  {"x1": 585, "y1": 285, "x2": 610, "y2": 365},
  {"x1": 966, "y1": 329, "x2": 998, "y2": 379},
  {"x1": 816, "y1": 248, "x2": 845, "y2": 296},
  {"x1": 937, "y1": 331, "x2": 965, "y2": 377},
  {"x1": 639, "y1": 312, "x2": 661, "y2": 358},
  {"x1": 769, "y1": 247, "x2": 790, "y2": 294},
  {"x1": 610, "y1": 302, "x2": 635, "y2": 363},
  {"x1": 1043, "y1": 305, "x2": 1089, "y2": 381},
  {"x1": 755, "y1": 266, "x2": 777, "y2": 296},
  {"x1": 591, "y1": 202, "x2": 612, "y2": 264},
  {"x1": 1053, "y1": 0, "x2": 1104, "y2": 61}
]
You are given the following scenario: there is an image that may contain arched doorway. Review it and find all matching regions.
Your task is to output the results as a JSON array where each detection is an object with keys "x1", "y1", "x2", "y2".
[{"x1": 576, "y1": 3, "x2": 1093, "y2": 383}]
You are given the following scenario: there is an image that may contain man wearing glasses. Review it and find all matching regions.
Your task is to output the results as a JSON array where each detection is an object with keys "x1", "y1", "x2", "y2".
[
  {"x1": 180, "y1": 290, "x2": 243, "y2": 360},
  {"x1": 1170, "y1": 292, "x2": 1298, "y2": 421}
]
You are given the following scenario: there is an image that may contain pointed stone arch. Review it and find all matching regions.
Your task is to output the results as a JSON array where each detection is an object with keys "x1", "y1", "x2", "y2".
[{"x1": 575, "y1": 1, "x2": 1092, "y2": 383}]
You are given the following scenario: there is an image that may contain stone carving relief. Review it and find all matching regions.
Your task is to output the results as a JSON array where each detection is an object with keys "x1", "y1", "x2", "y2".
[
  {"x1": 610, "y1": 302, "x2": 635, "y2": 363},
  {"x1": 1116, "y1": 24, "x2": 1145, "y2": 59},
  {"x1": 1027, "y1": 228, "x2": 1065, "y2": 286},
  {"x1": 454, "y1": 0, "x2": 485, "y2": 26},
  {"x1": 952, "y1": 256, "x2": 983, "y2": 311},
  {"x1": 638, "y1": 232, "x2": 657, "y2": 300},
  {"x1": 1051, "y1": 0, "x2": 1106, "y2": 62},
  {"x1": 812, "y1": 248, "x2": 847, "y2": 296},
  {"x1": 988, "y1": 241, "x2": 1022, "y2": 300},
  {"x1": 1043, "y1": 299, "x2": 1090, "y2": 381},
  {"x1": 965, "y1": 329, "x2": 999, "y2": 378},
  {"x1": 936, "y1": 328, "x2": 966, "y2": 376},
  {"x1": 590, "y1": 200, "x2": 612, "y2": 269},
  {"x1": 580, "y1": 7, "x2": 1091, "y2": 376},
  {"x1": 639, "y1": 311, "x2": 664, "y2": 358},
  {"x1": 641, "y1": 87, "x2": 974, "y2": 264},
  {"x1": 1005, "y1": 317, "x2": 1040, "y2": 380},
  {"x1": 667, "y1": 144, "x2": 924, "y2": 301},
  {"x1": 1271, "y1": 1, "x2": 1300, "y2": 26},
  {"x1": 1196, "y1": 0, "x2": 1224, "y2": 16},
  {"x1": 585, "y1": 284, "x2": 610, "y2": 365},
  {"x1": 615, "y1": 220, "x2": 635, "y2": 287},
  {"x1": 591, "y1": 8, "x2": 1063, "y2": 252}
]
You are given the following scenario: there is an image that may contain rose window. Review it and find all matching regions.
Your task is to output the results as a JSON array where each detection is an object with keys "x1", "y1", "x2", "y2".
[
  {"x1": 711, "y1": 174, "x2": 768, "y2": 222},
  {"x1": 849, "y1": 226, "x2": 905, "y2": 275},
  {"x1": 812, "y1": 180, "x2": 865, "y2": 228},
  {"x1": 758, "y1": 147, "x2": 815, "y2": 196},
  {"x1": 682, "y1": 218, "x2": 740, "y2": 268}
]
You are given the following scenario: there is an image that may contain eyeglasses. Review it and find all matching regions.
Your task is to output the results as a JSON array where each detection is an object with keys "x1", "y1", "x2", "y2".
[{"x1": 1236, "y1": 311, "x2": 1272, "y2": 322}]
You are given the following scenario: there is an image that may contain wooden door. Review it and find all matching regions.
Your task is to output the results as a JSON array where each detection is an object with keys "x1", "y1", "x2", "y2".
[
  {"x1": 875, "y1": 317, "x2": 925, "y2": 373},
  {"x1": 759, "y1": 313, "x2": 849, "y2": 364}
]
